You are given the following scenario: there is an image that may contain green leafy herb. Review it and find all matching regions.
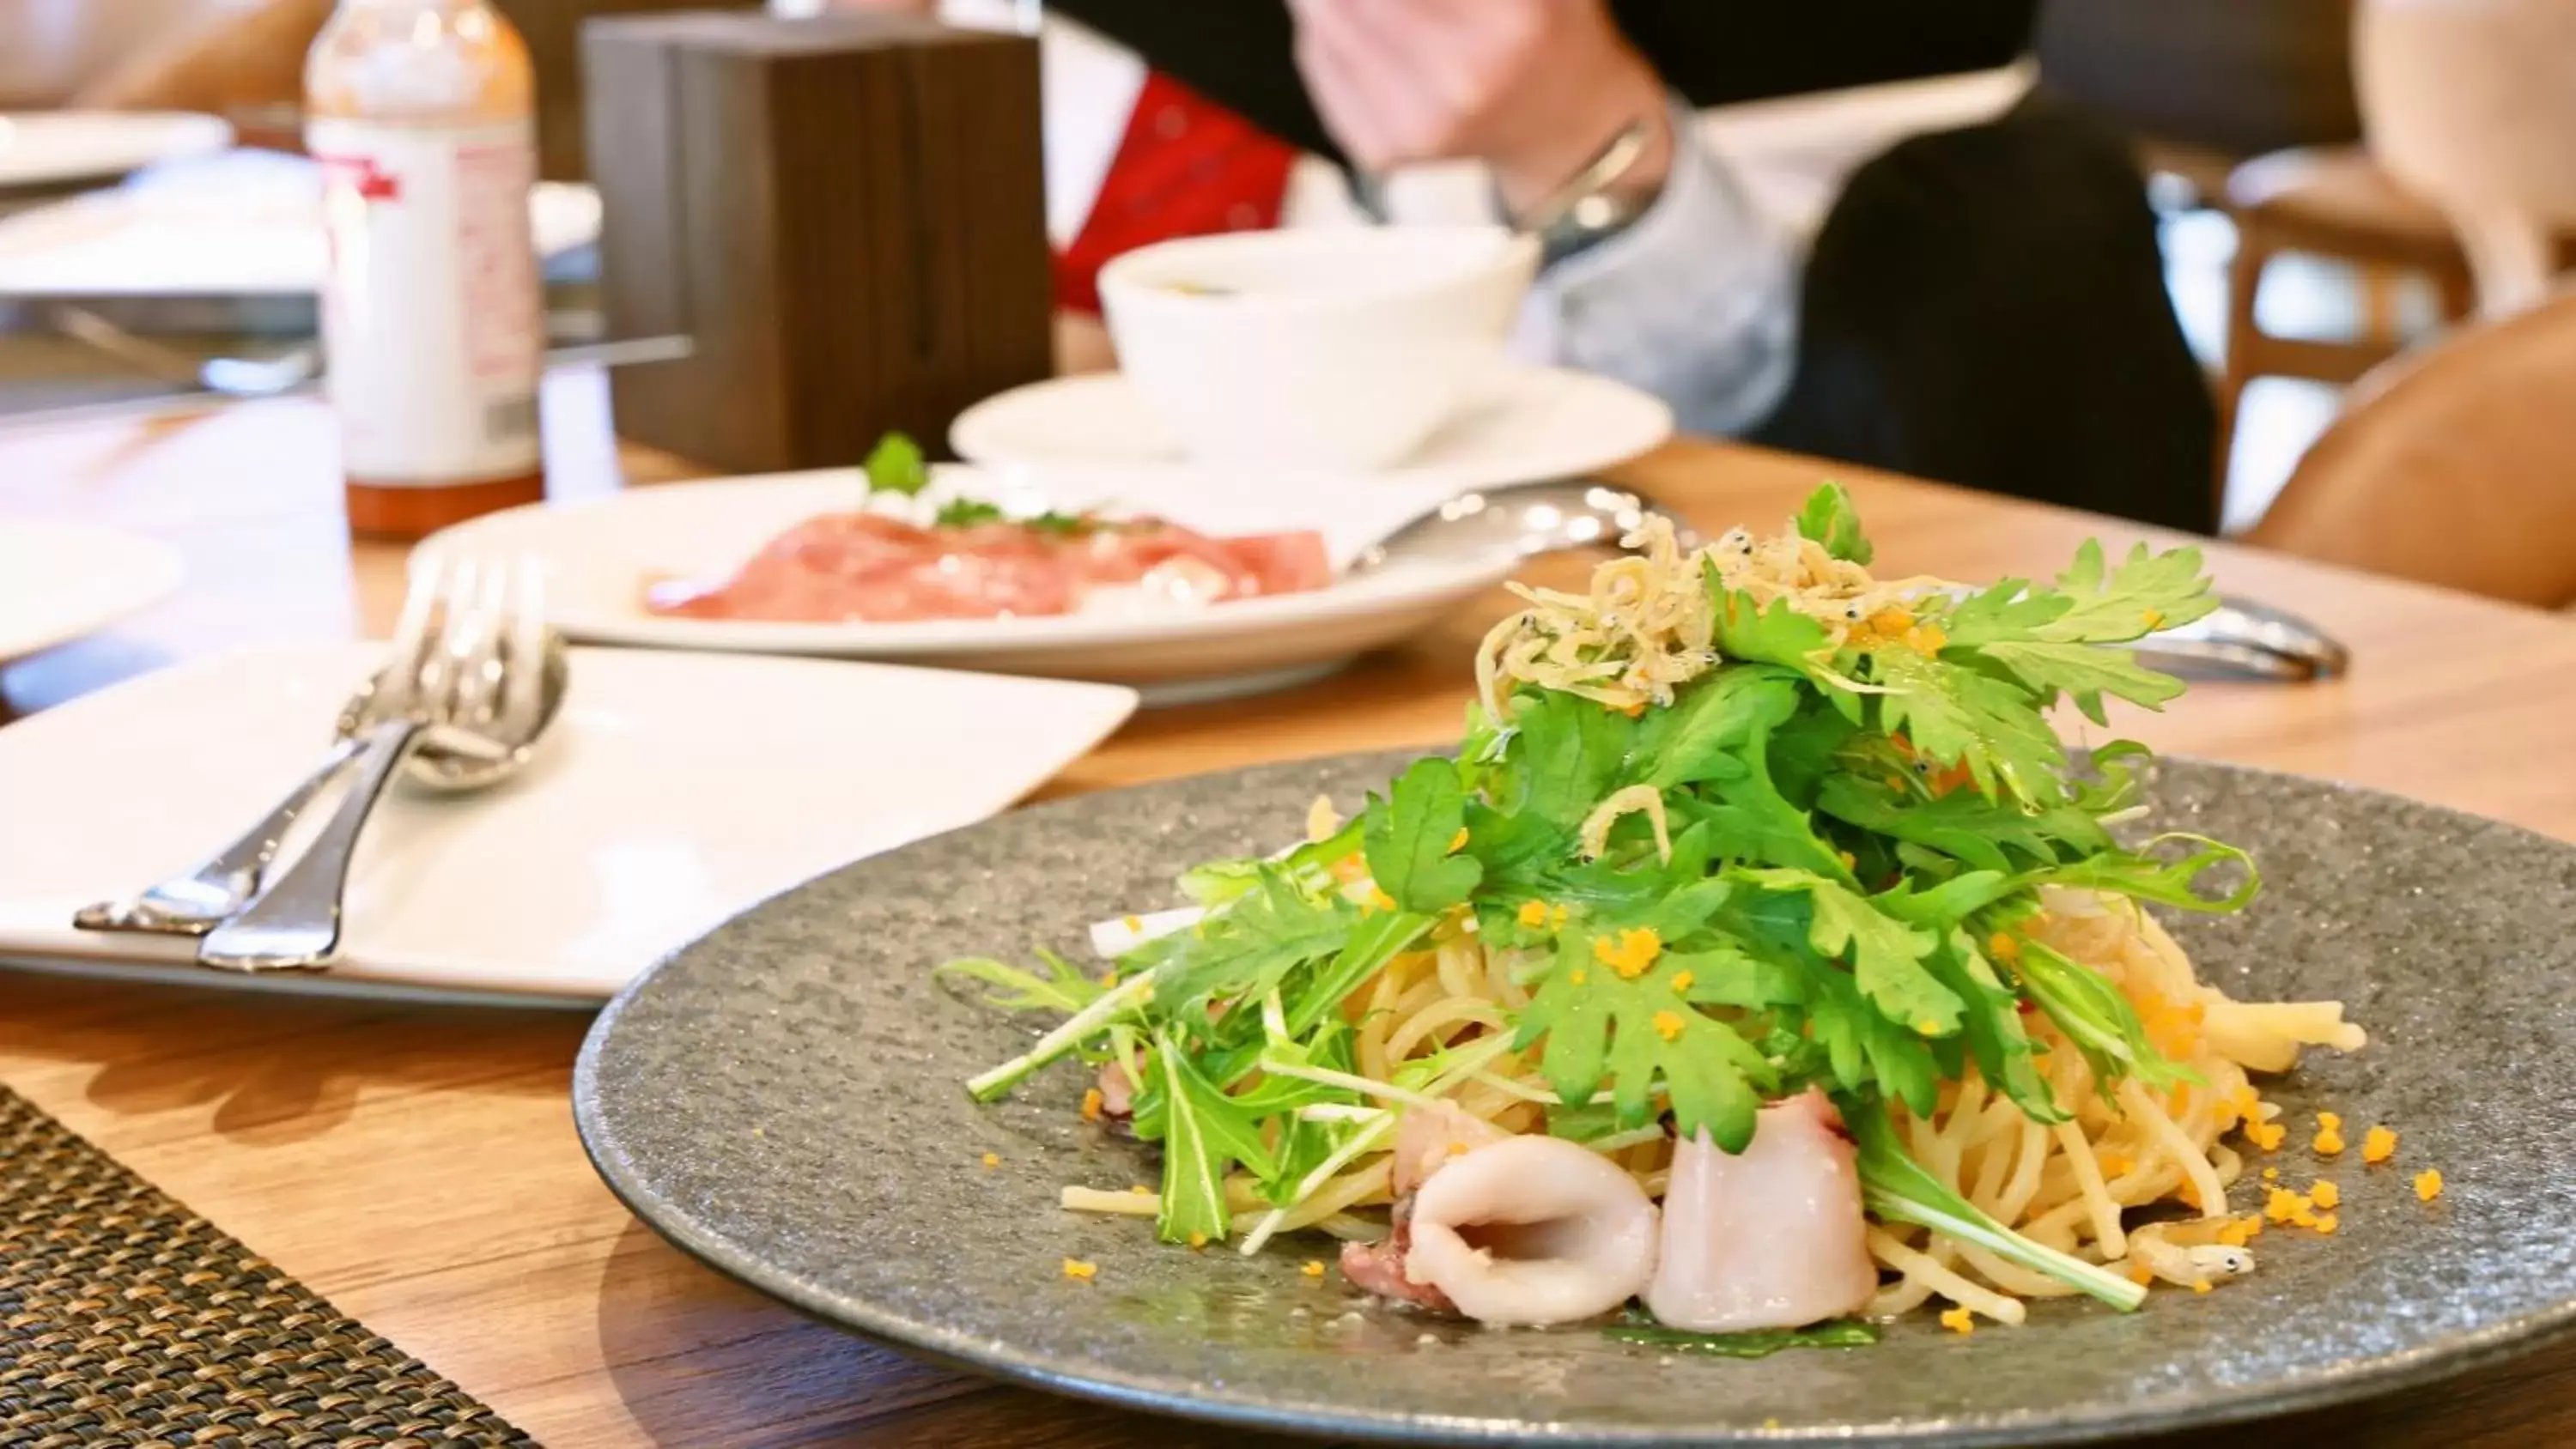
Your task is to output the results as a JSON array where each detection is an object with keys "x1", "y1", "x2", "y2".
[
  {"x1": 1142, "y1": 1030, "x2": 1277, "y2": 1243},
  {"x1": 2008, "y1": 935, "x2": 2194, "y2": 1089},
  {"x1": 937, "y1": 949, "x2": 1102, "y2": 1016},
  {"x1": 1604, "y1": 1316, "x2": 1880, "y2": 1356},
  {"x1": 862, "y1": 432, "x2": 929, "y2": 497},
  {"x1": 1146, "y1": 869, "x2": 1352, "y2": 1029},
  {"x1": 1515, "y1": 931, "x2": 1774, "y2": 1149},
  {"x1": 1362, "y1": 759, "x2": 1485, "y2": 913},
  {"x1": 1794, "y1": 482, "x2": 1874, "y2": 566},
  {"x1": 1846, "y1": 1096, "x2": 2147, "y2": 1311},
  {"x1": 933, "y1": 497, "x2": 1005, "y2": 529}
]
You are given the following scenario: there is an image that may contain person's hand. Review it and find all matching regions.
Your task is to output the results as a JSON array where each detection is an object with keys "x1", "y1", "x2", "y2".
[{"x1": 1285, "y1": 0, "x2": 1673, "y2": 216}]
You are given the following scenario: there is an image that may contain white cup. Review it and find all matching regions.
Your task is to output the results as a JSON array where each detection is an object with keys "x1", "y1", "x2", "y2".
[{"x1": 1098, "y1": 226, "x2": 1540, "y2": 471}]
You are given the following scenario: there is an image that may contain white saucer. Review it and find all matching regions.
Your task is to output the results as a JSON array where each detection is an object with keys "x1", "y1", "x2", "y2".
[
  {"x1": 948, "y1": 364, "x2": 1674, "y2": 492},
  {"x1": 0, "y1": 645, "x2": 1136, "y2": 1004},
  {"x1": 422, "y1": 464, "x2": 1517, "y2": 706},
  {"x1": 0, "y1": 521, "x2": 185, "y2": 665},
  {"x1": 0, "y1": 112, "x2": 234, "y2": 191}
]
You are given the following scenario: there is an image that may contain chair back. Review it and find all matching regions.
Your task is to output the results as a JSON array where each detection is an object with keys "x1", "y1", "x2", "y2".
[{"x1": 2251, "y1": 285, "x2": 2576, "y2": 609}]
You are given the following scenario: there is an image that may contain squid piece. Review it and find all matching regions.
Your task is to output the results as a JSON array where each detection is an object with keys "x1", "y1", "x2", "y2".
[
  {"x1": 1644, "y1": 1089, "x2": 1878, "y2": 1332},
  {"x1": 1402, "y1": 1135, "x2": 1661, "y2": 1326}
]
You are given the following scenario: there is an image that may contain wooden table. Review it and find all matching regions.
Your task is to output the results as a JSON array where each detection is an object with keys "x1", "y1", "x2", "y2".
[{"x1": 6, "y1": 370, "x2": 2576, "y2": 1447}]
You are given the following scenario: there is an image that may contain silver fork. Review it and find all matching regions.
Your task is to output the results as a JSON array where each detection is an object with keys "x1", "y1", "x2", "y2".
[{"x1": 193, "y1": 556, "x2": 564, "y2": 972}]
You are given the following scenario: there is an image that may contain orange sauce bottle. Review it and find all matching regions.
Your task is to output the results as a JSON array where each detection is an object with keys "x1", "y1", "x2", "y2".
[{"x1": 307, "y1": 0, "x2": 545, "y2": 539}]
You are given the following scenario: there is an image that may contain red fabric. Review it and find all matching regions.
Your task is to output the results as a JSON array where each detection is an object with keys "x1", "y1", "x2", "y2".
[{"x1": 1051, "y1": 70, "x2": 1297, "y2": 316}]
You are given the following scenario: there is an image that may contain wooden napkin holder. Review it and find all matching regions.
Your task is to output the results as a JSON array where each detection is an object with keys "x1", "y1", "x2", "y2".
[
  {"x1": 582, "y1": 11, "x2": 1052, "y2": 475},
  {"x1": 495, "y1": 0, "x2": 714, "y2": 181}
]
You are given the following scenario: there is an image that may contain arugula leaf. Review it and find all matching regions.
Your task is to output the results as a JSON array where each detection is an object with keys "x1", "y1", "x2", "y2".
[
  {"x1": 2010, "y1": 935, "x2": 2194, "y2": 1090},
  {"x1": 1793, "y1": 482, "x2": 1874, "y2": 566},
  {"x1": 937, "y1": 949, "x2": 1102, "y2": 1015},
  {"x1": 2014, "y1": 834, "x2": 2259, "y2": 913},
  {"x1": 2037, "y1": 541, "x2": 2219, "y2": 644},
  {"x1": 1739, "y1": 870, "x2": 1962, "y2": 1036},
  {"x1": 1283, "y1": 907, "x2": 1434, "y2": 1037},
  {"x1": 1844, "y1": 1096, "x2": 2145, "y2": 1311},
  {"x1": 862, "y1": 432, "x2": 929, "y2": 497},
  {"x1": 2072, "y1": 740, "x2": 2155, "y2": 815},
  {"x1": 1976, "y1": 640, "x2": 2185, "y2": 724},
  {"x1": 1868, "y1": 649, "x2": 2067, "y2": 804},
  {"x1": 1363, "y1": 759, "x2": 1484, "y2": 912},
  {"x1": 1143, "y1": 1031, "x2": 1276, "y2": 1243},
  {"x1": 1147, "y1": 869, "x2": 1352, "y2": 1027},
  {"x1": 933, "y1": 497, "x2": 1004, "y2": 529},
  {"x1": 1604, "y1": 1317, "x2": 1879, "y2": 1356},
  {"x1": 1513, "y1": 931, "x2": 1772, "y2": 1149}
]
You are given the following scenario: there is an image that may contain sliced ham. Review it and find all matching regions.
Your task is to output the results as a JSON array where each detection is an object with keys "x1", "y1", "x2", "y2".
[{"x1": 1643, "y1": 1089, "x2": 1878, "y2": 1332}]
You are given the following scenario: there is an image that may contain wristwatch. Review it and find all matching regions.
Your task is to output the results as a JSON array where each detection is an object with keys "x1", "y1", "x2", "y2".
[{"x1": 1517, "y1": 118, "x2": 1663, "y2": 266}]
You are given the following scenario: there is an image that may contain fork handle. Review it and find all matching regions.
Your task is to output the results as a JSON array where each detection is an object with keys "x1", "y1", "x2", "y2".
[
  {"x1": 197, "y1": 719, "x2": 422, "y2": 973},
  {"x1": 73, "y1": 732, "x2": 370, "y2": 937}
]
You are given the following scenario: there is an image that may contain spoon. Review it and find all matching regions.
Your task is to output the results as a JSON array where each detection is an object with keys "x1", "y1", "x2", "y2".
[
  {"x1": 1346, "y1": 479, "x2": 2349, "y2": 683},
  {"x1": 74, "y1": 556, "x2": 569, "y2": 944}
]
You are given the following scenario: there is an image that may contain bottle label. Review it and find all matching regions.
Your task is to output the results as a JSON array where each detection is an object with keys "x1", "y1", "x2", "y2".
[{"x1": 309, "y1": 118, "x2": 544, "y2": 486}]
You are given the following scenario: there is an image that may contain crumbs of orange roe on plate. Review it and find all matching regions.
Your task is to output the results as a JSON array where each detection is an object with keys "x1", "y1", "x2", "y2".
[
  {"x1": 1062, "y1": 1259, "x2": 1098, "y2": 1282},
  {"x1": 1302, "y1": 1261, "x2": 1327, "y2": 1278},
  {"x1": 1940, "y1": 1307, "x2": 1976, "y2": 1334},
  {"x1": 1080, "y1": 1088, "x2": 1104, "y2": 1122},
  {"x1": 2312, "y1": 1112, "x2": 2346, "y2": 1157},
  {"x1": 2310, "y1": 1180, "x2": 2341, "y2": 1210},
  {"x1": 2416, "y1": 1169, "x2": 2445, "y2": 1202},
  {"x1": 2364, "y1": 1125, "x2": 2400, "y2": 1164},
  {"x1": 981, "y1": 1152, "x2": 999, "y2": 1168}
]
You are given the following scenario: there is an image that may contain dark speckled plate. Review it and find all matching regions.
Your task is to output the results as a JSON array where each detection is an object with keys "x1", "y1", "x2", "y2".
[{"x1": 573, "y1": 753, "x2": 2576, "y2": 1446}]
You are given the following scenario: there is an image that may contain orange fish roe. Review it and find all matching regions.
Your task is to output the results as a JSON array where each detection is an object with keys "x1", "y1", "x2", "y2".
[
  {"x1": 2313, "y1": 1125, "x2": 2346, "y2": 1157},
  {"x1": 1940, "y1": 1307, "x2": 1977, "y2": 1334},
  {"x1": 1987, "y1": 932, "x2": 2020, "y2": 963},
  {"x1": 2363, "y1": 1126, "x2": 2399, "y2": 1164},
  {"x1": 1448, "y1": 828, "x2": 1470, "y2": 853},
  {"x1": 1062, "y1": 1258, "x2": 1099, "y2": 1282},
  {"x1": 1652, "y1": 1010, "x2": 1686, "y2": 1043},
  {"x1": 2262, "y1": 1167, "x2": 2280, "y2": 1181},
  {"x1": 2312, "y1": 1213, "x2": 2339, "y2": 1235},
  {"x1": 2215, "y1": 1217, "x2": 2258, "y2": 1248},
  {"x1": 2318, "y1": 1112, "x2": 2343, "y2": 1131},
  {"x1": 2127, "y1": 1263, "x2": 2156, "y2": 1287},
  {"x1": 1516, "y1": 900, "x2": 1551, "y2": 929},
  {"x1": 1364, "y1": 886, "x2": 1398, "y2": 913},
  {"x1": 1187, "y1": 1232, "x2": 1209, "y2": 1251},
  {"x1": 2142, "y1": 609, "x2": 2165, "y2": 630},
  {"x1": 2099, "y1": 1153, "x2": 2134, "y2": 1178},
  {"x1": 981, "y1": 1152, "x2": 1000, "y2": 1168},
  {"x1": 2225, "y1": 1086, "x2": 2261, "y2": 1127},
  {"x1": 1302, "y1": 1260, "x2": 1327, "y2": 1278},
  {"x1": 2191, "y1": 1280, "x2": 2215, "y2": 1295},
  {"x1": 1080, "y1": 1088, "x2": 1104, "y2": 1122},
  {"x1": 1670, "y1": 971, "x2": 1695, "y2": 995},
  {"x1": 2415, "y1": 1169, "x2": 2445, "y2": 1202},
  {"x1": 2264, "y1": 1187, "x2": 2311, "y2": 1225},
  {"x1": 2310, "y1": 1180, "x2": 2341, "y2": 1210},
  {"x1": 2245, "y1": 1119, "x2": 2287, "y2": 1153},
  {"x1": 1594, "y1": 927, "x2": 1664, "y2": 979},
  {"x1": 1838, "y1": 851, "x2": 1859, "y2": 871}
]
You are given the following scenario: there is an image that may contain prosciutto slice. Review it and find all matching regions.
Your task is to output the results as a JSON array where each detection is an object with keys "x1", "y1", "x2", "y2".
[
  {"x1": 1643, "y1": 1089, "x2": 1879, "y2": 1332},
  {"x1": 646, "y1": 510, "x2": 1330, "y2": 623}
]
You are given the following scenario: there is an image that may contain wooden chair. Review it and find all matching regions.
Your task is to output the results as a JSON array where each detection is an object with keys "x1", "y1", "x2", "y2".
[
  {"x1": 2248, "y1": 282, "x2": 2576, "y2": 609},
  {"x1": 2216, "y1": 145, "x2": 2576, "y2": 506}
]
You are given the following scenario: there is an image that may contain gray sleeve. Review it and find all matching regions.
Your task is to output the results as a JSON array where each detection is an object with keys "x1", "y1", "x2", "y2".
[{"x1": 1522, "y1": 97, "x2": 1801, "y2": 439}]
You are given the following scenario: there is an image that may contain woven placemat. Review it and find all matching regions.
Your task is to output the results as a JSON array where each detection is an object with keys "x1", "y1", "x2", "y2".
[{"x1": 0, "y1": 1084, "x2": 537, "y2": 1447}]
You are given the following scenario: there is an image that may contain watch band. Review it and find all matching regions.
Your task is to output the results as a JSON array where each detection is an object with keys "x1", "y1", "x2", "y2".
[{"x1": 1515, "y1": 118, "x2": 1661, "y2": 265}]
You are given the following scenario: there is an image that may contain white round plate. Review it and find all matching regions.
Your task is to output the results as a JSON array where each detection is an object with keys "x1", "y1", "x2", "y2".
[
  {"x1": 950, "y1": 364, "x2": 1673, "y2": 492},
  {"x1": 0, "y1": 112, "x2": 233, "y2": 190},
  {"x1": 0, "y1": 149, "x2": 600, "y2": 298},
  {"x1": 422, "y1": 465, "x2": 1515, "y2": 705},
  {"x1": 0, "y1": 521, "x2": 185, "y2": 665}
]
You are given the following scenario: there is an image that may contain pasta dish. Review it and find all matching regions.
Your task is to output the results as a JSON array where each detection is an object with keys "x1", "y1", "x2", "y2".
[{"x1": 945, "y1": 485, "x2": 2378, "y2": 1344}]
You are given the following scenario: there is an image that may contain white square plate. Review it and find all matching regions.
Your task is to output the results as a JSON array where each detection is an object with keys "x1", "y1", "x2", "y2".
[{"x1": 0, "y1": 645, "x2": 1135, "y2": 1005}]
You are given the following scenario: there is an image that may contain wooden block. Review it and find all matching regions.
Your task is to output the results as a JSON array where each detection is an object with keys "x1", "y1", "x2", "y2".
[
  {"x1": 495, "y1": 0, "x2": 722, "y2": 182},
  {"x1": 582, "y1": 11, "x2": 1052, "y2": 475}
]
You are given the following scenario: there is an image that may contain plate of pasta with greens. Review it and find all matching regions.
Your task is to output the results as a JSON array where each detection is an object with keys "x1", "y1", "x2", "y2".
[{"x1": 575, "y1": 485, "x2": 2576, "y2": 1446}]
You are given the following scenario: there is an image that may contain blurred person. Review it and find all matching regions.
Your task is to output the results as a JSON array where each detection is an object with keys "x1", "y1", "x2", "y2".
[
  {"x1": 873, "y1": 0, "x2": 2216, "y2": 533},
  {"x1": 0, "y1": 0, "x2": 327, "y2": 125}
]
